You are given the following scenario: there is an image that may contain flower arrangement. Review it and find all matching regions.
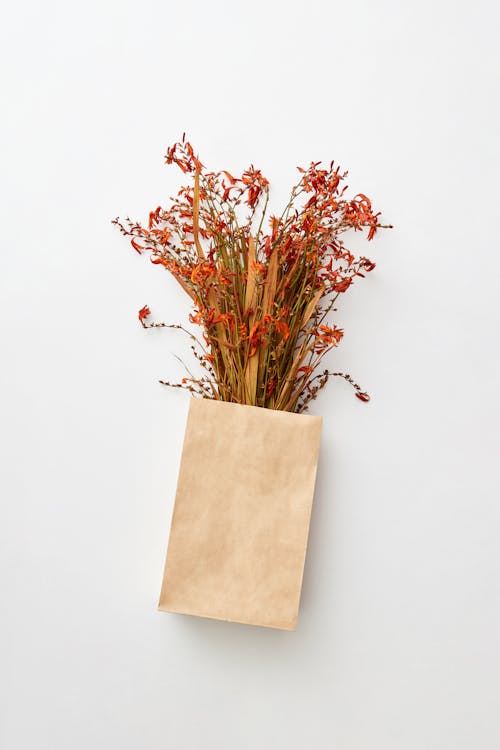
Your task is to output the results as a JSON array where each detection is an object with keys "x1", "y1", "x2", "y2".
[{"x1": 113, "y1": 136, "x2": 390, "y2": 412}]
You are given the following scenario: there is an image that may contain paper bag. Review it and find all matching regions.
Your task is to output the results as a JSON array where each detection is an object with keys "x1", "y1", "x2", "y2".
[{"x1": 158, "y1": 398, "x2": 322, "y2": 630}]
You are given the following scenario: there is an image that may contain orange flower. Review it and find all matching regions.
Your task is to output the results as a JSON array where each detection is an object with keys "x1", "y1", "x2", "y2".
[
  {"x1": 148, "y1": 207, "x2": 162, "y2": 229},
  {"x1": 360, "y1": 257, "x2": 376, "y2": 272},
  {"x1": 151, "y1": 255, "x2": 169, "y2": 268},
  {"x1": 191, "y1": 264, "x2": 202, "y2": 283},
  {"x1": 189, "y1": 310, "x2": 203, "y2": 325},
  {"x1": 318, "y1": 325, "x2": 343, "y2": 343},
  {"x1": 222, "y1": 185, "x2": 234, "y2": 202},
  {"x1": 333, "y1": 277, "x2": 352, "y2": 293},
  {"x1": 222, "y1": 170, "x2": 237, "y2": 185},
  {"x1": 251, "y1": 261, "x2": 265, "y2": 274},
  {"x1": 248, "y1": 321, "x2": 263, "y2": 357},
  {"x1": 275, "y1": 321, "x2": 290, "y2": 340},
  {"x1": 355, "y1": 392, "x2": 370, "y2": 403},
  {"x1": 314, "y1": 325, "x2": 344, "y2": 353},
  {"x1": 152, "y1": 228, "x2": 171, "y2": 245},
  {"x1": 212, "y1": 312, "x2": 235, "y2": 329},
  {"x1": 190, "y1": 262, "x2": 216, "y2": 285},
  {"x1": 138, "y1": 305, "x2": 150, "y2": 324}
]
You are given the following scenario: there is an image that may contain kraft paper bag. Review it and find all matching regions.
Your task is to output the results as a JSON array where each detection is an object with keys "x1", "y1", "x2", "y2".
[{"x1": 158, "y1": 398, "x2": 322, "y2": 630}]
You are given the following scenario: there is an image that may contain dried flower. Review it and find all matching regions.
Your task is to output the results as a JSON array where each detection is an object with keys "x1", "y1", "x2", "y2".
[
  {"x1": 138, "y1": 305, "x2": 151, "y2": 325},
  {"x1": 113, "y1": 138, "x2": 391, "y2": 411}
]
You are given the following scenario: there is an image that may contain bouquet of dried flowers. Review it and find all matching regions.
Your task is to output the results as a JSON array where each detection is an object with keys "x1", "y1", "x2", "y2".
[{"x1": 113, "y1": 136, "x2": 390, "y2": 412}]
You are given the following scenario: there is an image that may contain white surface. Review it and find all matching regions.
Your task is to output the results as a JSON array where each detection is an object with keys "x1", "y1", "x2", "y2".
[{"x1": 1, "y1": 1, "x2": 499, "y2": 748}]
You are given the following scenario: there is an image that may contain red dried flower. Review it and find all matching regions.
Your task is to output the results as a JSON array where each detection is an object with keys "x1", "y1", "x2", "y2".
[
  {"x1": 355, "y1": 392, "x2": 370, "y2": 403},
  {"x1": 113, "y1": 136, "x2": 391, "y2": 411},
  {"x1": 138, "y1": 305, "x2": 151, "y2": 324}
]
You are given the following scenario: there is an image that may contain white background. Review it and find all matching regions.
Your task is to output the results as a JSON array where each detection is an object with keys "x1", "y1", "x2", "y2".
[{"x1": 1, "y1": 1, "x2": 499, "y2": 748}]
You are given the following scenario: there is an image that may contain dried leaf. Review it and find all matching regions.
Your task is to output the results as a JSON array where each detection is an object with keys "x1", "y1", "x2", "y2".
[
  {"x1": 300, "y1": 286, "x2": 325, "y2": 330},
  {"x1": 244, "y1": 235, "x2": 258, "y2": 314},
  {"x1": 244, "y1": 235, "x2": 259, "y2": 404},
  {"x1": 262, "y1": 247, "x2": 278, "y2": 318},
  {"x1": 192, "y1": 169, "x2": 204, "y2": 261}
]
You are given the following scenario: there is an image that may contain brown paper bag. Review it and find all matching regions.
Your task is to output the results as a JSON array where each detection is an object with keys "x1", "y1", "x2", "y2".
[{"x1": 158, "y1": 398, "x2": 322, "y2": 630}]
